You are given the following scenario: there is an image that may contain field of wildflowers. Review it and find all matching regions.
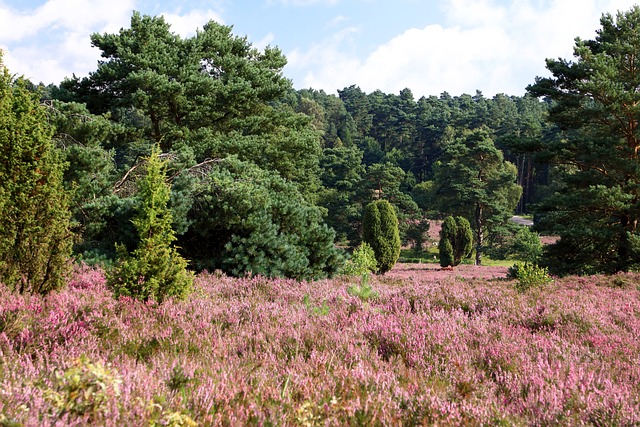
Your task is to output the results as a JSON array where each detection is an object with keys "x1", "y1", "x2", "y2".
[{"x1": 1, "y1": 264, "x2": 639, "y2": 426}]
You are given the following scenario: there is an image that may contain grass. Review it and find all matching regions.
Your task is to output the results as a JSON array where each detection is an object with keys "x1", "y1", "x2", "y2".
[{"x1": 400, "y1": 248, "x2": 518, "y2": 267}]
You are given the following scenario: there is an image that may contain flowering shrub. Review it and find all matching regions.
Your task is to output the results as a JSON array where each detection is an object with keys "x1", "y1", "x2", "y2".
[{"x1": 0, "y1": 266, "x2": 639, "y2": 425}]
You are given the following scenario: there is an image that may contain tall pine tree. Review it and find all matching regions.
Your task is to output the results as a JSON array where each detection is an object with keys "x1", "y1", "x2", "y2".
[
  {"x1": 528, "y1": 6, "x2": 640, "y2": 274},
  {"x1": 434, "y1": 127, "x2": 521, "y2": 265}
]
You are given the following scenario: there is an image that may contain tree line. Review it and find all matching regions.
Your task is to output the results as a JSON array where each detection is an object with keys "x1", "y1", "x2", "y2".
[{"x1": 2, "y1": 6, "x2": 640, "y2": 296}]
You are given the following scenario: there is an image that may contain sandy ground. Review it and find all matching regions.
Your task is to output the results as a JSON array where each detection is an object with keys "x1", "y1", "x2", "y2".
[{"x1": 385, "y1": 262, "x2": 510, "y2": 281}]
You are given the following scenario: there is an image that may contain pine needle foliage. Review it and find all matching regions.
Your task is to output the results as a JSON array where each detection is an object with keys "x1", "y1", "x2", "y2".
[
  {"x1": 108, "y1": 147, "x2": 193, "y2": 302},
  {"x1": 0, "y1": 58, "x2": 72, "y2": 294}
]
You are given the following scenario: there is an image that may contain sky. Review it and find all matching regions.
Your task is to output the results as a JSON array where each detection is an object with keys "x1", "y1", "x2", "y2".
[{"x1": 0, "y1": 0, "x2": 639, "y2": 98}]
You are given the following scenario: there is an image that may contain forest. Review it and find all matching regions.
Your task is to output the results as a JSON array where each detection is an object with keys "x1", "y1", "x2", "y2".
[
  {"x1": 3, "y1": 6, "x2": 640, "y2": 289},
  {"x1": 1, "y1": 6, "x2": 640, "y2": 425},
  {"x1": 1, "y1": 11, "x2": 557, "y2": 288}
]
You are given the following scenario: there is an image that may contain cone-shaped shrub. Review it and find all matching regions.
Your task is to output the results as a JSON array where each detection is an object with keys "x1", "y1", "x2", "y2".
[
  {"x1": 363, "y1": 200, "x2": 400, "y2": 274},
  {"x1": 439, "y1": 216, "x2": 456, "y2": 267},
  {"x1": 454, "y1": 216, "x2": 473, "y2": 265},
  {"x1": 108, "y1": 147, "x2": 193, "y2": 302},
  {"x1": 439, "y1": 216, "x2": 473, "y2": 267},
  {"x1": 0, "y1": 58, "x2": 72, "y2": 294}
]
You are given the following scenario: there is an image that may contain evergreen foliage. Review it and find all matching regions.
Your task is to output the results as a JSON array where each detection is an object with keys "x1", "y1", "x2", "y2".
[
  {"x1": 24, "y1": 11, "x2": 562, "y2": 279},
  {"x1": 510, "y1": 262, "x2": 554, "y2": 293},
  {"x1": 108, "y1": 147, "x2": 192, "y2": 302},
  {"x1": 439, "y1": 216, "x2": 473, "y2": 267},
  {"x1": 434, "y1": 128, "x2": 521, "y2": 265},
  {"x1": 0, "y1": 58, "x2": 72, "y2": 294},
  {"x1": 362, "y1": 200, "x2": 401, "y2": 274},
  {"x1": 454, "y1": 216, "x2": 474, "y2": 265},
  {"x1": 438, "y1": 217, "x2": 456, "y2": 268},
  {"x1": 179, "y1": 158, "x2": 343, "y2": 280},
  {"x1": 49, "y1": 12, "x2": 339, "y2": 278},
  {"x1": 405, "y1": 217, "x2": 430, "y2": 253},
  {"x1": 510, "y1": 227, "x2": 543, "y2": 264},
  {"x1": 317, "y1": 145, "x2": 366, "y2": 243},
  {"x1": 527, "y1": 6, "x2": 640, "y2": 275},
  {"x1": 342, "y1": 242, "x2": 378, "y2": 276}
]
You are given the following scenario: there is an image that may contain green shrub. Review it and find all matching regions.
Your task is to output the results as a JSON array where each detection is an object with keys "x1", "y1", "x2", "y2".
[
  {"x1": 510, "y1": 263, "x2": 553, "y2": 293},
  {"x1": 363, "y1": 200, "x2": 401, "y2": 274},
  {"x1": 0, "y1": 61, "x2": 72, "y2": 294},
  {"x1": 347, "y1": 275, "x2": 378, "y2": 302},
  {"x1": 342, "y1": 242, "x2": 378, "y2": 276},
  {"x1": 438, "y1": 237, "x2": 455, "y2": 268},
  {"x1": 493, "y1": 226, "x2": 544, "y2": 264},
  {"x1": 108, "y1": 147, "x2": 193, "y2": 302},
  {"x1": 166, "y1": 366, "x2": 192, "y2": 392},
  {"x1": 439, "y1": 216, "x2": 472, "y2": 267}
]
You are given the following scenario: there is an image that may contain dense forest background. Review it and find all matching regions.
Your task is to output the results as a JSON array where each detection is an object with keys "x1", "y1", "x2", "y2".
[
  {"x1": 1, "y1": 13, "x2": 555, "y2": 280},
  {"x1": 6, "y1": 7, "x2": 640, "y2": 286}
]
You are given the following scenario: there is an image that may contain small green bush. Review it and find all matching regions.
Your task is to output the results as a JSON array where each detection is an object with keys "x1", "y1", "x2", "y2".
[
  {"x1": 342, "y1": 243, "x2": 378, "y2": 276},
  {"x1": 166, "y1": 366, "x2": 192, "y2": 392},
  {"x1": 510, "y1": 263, "x2": 553, "y2": 293},
  {"x1": 504, "y1": 227, "x2": 543, "y2": 264},
  {"x1": 347, "y1": 276, "x2": 378, "y2": 302}
]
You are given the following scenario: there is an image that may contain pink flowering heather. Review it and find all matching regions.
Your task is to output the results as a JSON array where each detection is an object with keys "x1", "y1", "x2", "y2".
[{"x1": 0, "y1": 265, "x2": 639, "y2": 425}]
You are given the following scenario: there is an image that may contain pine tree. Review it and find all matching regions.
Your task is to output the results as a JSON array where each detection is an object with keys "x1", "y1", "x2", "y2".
[
  {"x1": 108, "y1": 147, "x2": 193, "y2": 302},
  {"x1": 527, "y1": 6, "x2": 640, "y2": 274},
  {"x1": 362, "y1": 199, "x2": 400, "y2": 274},
  {"x1": 0, "y1": 58, "x2": 72, "y2": 294},
  {"x1": 434, "y1": 127, "x2": 520, "y2": 265}
]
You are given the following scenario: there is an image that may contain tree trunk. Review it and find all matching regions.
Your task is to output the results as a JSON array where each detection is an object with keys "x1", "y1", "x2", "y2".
[{"x1": 475, "y1": 204, "x2": 483, "y2": 266}]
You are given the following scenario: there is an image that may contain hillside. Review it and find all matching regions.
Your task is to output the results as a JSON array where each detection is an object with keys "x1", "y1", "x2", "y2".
[{"x1": 0, "y1": 265, "x2": 638, "y2": 426}]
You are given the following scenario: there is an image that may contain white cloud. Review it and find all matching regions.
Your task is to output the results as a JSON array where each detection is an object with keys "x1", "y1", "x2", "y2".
[
  {"x1": 0, "y1": 0, "x2": 135, "y2": 41},
  {"x1": 326, "y1": 15, "x2": 348, "y2": 28},
  {"x1": 254, "y1": 33, "x2": 276, "y2": 51},
  {"x1": 0, "y1": 0, "x2": 135, "y2": 83},
  {"x1": 0, "y1": 1, "x2": 226, "y2": 84},
  {"x1": 160, "y1": 9, "x2": 224, "y2": 37},
  {"x1": 286, "y1": 0, "x2": 640, "y2": 97}
]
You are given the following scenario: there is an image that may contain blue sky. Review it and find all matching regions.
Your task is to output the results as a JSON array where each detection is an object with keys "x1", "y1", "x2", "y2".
[{"x1": 1, "y1": 0, "x2": 638, "y2": 97}]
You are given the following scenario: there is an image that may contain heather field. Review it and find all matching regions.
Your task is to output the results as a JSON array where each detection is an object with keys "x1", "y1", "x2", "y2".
[{"x1": 1, "y1": 265, "x2": 640, "y2": 426}]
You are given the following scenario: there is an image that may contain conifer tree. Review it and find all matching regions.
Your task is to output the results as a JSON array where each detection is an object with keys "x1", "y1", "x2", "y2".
[
  {"x1": 528, "y1": 6, "x2": 640, "y2": 274},
  {"x1": 108, "y1": 147, "x2": 192, "y2": 302},
  {"x1": 0, "y1": 57, "x2": 72, "y2": 294},
  {"x1": 454, "y1": 216, "x2": 473, "y2": 265},
  {"x1": 438, "y1": 216, "x2": 456, "y2": 268},
  {"x1": 362, "y1": 199, "x2": 400, "y2": 274},
  {"x1": 439, "y1": 216, "x2": 473, "y2": 267},
  {"x1": 434, "y1": 128, "x2": 520, "y2": 265}
]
